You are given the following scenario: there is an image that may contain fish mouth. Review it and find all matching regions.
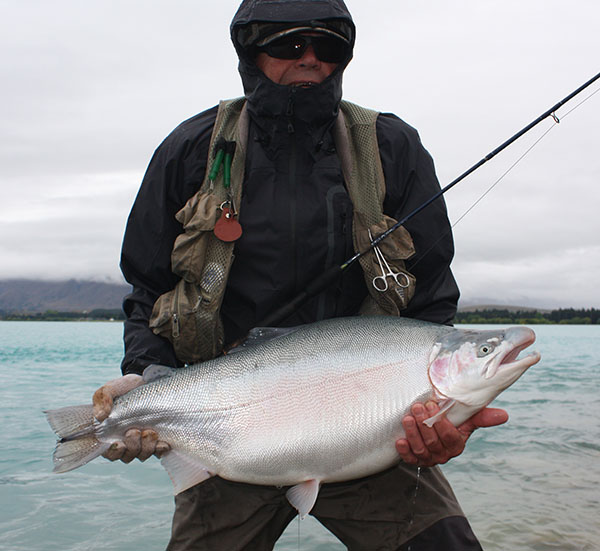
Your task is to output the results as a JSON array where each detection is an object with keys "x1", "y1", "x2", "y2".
[{"x1": 489, "y1": 327, "x2": 540, "y2": 378}]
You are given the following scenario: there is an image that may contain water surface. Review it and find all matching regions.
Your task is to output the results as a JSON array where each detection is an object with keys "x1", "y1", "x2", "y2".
[{"x1": 0, "y1": 322, "x2": 598, "y2": 550}]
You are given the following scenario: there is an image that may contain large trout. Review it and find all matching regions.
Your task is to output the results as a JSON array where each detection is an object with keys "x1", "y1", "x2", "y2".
[{"x1": 46, "y1": 316, "x2": 540, "y2": 516}]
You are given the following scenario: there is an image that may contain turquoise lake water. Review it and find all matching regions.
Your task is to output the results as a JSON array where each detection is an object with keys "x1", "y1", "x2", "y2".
[{"x1": 0, "y1": 321, "x2": 598, "y2": 550}]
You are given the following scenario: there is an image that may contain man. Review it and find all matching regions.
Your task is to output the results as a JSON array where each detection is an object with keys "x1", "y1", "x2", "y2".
[{"x1": 94, "y1": 1, "x2": 507, "y2": 549}]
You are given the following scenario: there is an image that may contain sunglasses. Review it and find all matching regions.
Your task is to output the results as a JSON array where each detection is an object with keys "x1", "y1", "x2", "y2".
[{"x1": 257, "y1": 34, "x2": 348, "y2": 64}]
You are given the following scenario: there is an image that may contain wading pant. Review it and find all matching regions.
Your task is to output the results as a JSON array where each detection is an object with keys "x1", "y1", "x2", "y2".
[{"x1": 166, "y1": 464, "x2": 482, "y2": 551}]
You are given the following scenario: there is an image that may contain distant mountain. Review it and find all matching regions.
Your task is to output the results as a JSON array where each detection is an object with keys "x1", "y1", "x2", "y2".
[
  {"x1": 0, "y1": 279, "x2": 131, "y2": 313},
  {"x1": 0, "y1": 278, "x2": 557, "y2": 317},
  {"x1": 458, "y1": 304, "x2": 551, "y2": 314}
]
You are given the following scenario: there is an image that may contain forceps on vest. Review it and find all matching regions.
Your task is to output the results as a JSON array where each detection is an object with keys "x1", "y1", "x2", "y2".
[{"x1": 368, "y1": 230, "x2": 410, "y2": 292}]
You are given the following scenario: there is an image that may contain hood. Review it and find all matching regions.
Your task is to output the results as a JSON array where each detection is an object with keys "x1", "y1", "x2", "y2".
[{"x1": 230, "y1": 0, "x2": 356, "y2": 129}]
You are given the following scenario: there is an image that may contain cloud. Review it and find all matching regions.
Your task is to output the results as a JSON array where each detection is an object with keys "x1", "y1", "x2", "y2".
[
  {"x1": 0, "y1": 171, "x2": 140, "y2": 281},
  {"x1": 1, "y1": 0, "x2": 599, "y2": 308},
  {"x1": 455, "y1": 246, "x2": 600, "y2": 309}
]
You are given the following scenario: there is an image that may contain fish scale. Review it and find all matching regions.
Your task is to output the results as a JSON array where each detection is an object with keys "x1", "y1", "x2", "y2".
[{"x1": 46, "y1": 315, "x2": 540, "y2": 517}]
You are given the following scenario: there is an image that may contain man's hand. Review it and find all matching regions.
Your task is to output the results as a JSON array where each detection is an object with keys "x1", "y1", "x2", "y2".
[
  {"x1": 395, "y1": 402, "x2": 508, "y2": 467},
  {"x1": 93, "y1": 374, "x2": 144, "y2": 422},
  {"x1": 92, "y1": 374, "x2": 171, "y2": 462},
  {"x1": 102, "y1": 428, "x2": 171, "y2": 463}
]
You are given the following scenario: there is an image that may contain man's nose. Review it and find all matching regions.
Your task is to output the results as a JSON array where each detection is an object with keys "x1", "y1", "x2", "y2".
[{"x1": 297, "y1": 45, "x2": 320, "y2": 67}]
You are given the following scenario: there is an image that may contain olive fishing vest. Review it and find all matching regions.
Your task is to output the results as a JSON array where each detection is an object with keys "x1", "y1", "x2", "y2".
[
  {"x1": 149, "y1": 98, "x2": 417, "y2": 364},
  {"x1": 148, "y1": 98, "x2": 465, "y2": 544}
]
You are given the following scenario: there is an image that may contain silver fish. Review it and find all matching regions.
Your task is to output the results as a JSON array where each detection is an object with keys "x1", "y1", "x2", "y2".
[{"x1": 46, "y1": 316, "x2": 540, "y2": 517}]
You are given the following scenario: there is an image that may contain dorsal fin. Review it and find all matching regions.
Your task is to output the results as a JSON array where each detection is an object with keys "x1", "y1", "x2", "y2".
[
  {"x1": 227, "y1": 326, "x2": 304, "y2": 354},
  {"x1": 142, "y1": 364, "x2": 176, "y2": 384}
]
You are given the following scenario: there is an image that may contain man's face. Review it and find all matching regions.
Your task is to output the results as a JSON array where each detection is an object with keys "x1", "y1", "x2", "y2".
[{"x1": 255, "y1": 33, "x2": 339, "y2": 87}]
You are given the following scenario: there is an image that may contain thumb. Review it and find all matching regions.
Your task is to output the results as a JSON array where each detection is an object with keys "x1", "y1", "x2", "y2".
[
  {"x1": 93, "y1": 374, "x2": 144, "y2": 422},
  {"x1": 458, "y1": 407, "x2": 509, "y2": 438}
]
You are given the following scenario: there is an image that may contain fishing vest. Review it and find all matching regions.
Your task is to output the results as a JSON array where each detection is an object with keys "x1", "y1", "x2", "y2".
[{"x1": 149, "y1": 98, "x2": 417, "y2": 364}]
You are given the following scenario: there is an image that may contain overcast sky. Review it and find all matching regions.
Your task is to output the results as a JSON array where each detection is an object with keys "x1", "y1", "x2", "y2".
[{"x1": 1, "y1": 0, "x2": 598, "y2": 309}]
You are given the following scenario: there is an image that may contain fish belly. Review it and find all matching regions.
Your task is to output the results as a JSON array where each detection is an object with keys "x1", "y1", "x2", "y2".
[
  {"x1": 106, "y1": 317, "x2": 440, "y2": 486},
  {"x1": 216, "y1": 360, "x2": 433, "y2": 485}
]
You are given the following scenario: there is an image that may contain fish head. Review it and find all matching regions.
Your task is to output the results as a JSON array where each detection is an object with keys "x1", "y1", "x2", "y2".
[{"x1": 428, "y1": 326, "x2": 541, "y2": 409}]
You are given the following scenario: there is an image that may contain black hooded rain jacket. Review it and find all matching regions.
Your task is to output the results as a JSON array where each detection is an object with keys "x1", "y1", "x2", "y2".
[{"x1": 119, "y1": 0, "x2": 460, "y2": 375}]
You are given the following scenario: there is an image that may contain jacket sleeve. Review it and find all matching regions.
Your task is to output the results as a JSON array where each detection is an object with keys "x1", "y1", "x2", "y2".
[
  {"x1": 119, "y1": 109, "x2": 216, "y2": 375},
  {"x1": 377, "y1": 113, "x2": 460, "y2": 325}
]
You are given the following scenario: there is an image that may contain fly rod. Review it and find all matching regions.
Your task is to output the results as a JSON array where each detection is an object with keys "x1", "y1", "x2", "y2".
[{"x1": 249, "y1": 70, "x2": 600, "y2": 330}]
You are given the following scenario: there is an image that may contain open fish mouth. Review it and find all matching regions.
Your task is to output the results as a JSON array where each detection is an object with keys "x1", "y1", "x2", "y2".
[{"x1": 490, "y1": 327, "x2": 540, "y2": 378}]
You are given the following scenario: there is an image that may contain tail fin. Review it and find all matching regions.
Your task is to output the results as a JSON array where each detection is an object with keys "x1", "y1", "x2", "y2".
[{"x1": 45, "y1": 404, "x2": 110, "y2": 473}]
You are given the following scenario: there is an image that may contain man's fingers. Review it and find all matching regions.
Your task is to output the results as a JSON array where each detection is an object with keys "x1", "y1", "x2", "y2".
[
  {"x1": 107, "y1": 374, "x2": 145, "y2": 395},
  {"x1": 92, "y1": 374, "x2": 145, "y2": 422},
  {"x1": 138, "y1": 429, "x2": 159, "y2": 462},
  {"x1": 398, "y1": 402, "x2": 466, "y2": 467},
  {"x1": 401, "y1": 413, "x2": 432, "y2": 464},
  {"x1": 92, "y1": 387, "x2": 113, "y2": 423},
  {"x1": 103, "y1": 441, "x2": 126, "y2": 461},
  {"x1": 415, "y1": 402, "x2": 445, "y2": 453},
  {"x1": 121, "y1": 429, "x2": 142, "y2": 463},
  {"x1": 92, "y1": 375, "x2": 166, "y2": 465},
  {"x1": 101, "y1": 430, "x2": 169, "y2": 463},
  {"x1": 434, "y1": 421, "x2": 466, "y2": 458},
  {"x1": 458, "y1": 407, "x2": 509, "y2": 437},
  {"x1": 395, "y1": 438, "x2": 419, "y2": 465},
  {"x1": 424, "y1": 402, "x2": 466, "y2": 455},
  {"x1": 397, "y1": 404, "x2": 510, "y2": 467},
  {"x1": 472, "y1": 407, "x2": 509, "y2": 428},
  {"x1": 155, "y1": 441, "x2": 171, "y2": 458}
]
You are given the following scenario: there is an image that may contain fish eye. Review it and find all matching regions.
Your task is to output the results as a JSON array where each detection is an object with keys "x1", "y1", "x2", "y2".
[{"x1": 478, "y1": 344, "x2": 494, "y2": 357}]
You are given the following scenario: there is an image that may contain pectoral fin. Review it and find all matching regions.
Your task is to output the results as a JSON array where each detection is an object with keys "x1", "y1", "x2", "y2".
[
  {"x1": 423, "y1": 398, "x2": 457, "y2": 427},
  {"x1": 285, "y1": 479, "x2": 321, "y2": 519},
  {"x1": 160, "y1": 450, "x2": 214, "y2": 494}
]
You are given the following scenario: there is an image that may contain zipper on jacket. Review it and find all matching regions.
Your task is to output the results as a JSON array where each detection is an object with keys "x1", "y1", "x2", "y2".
[
  {"x1": 172, "y1": 312, "x2": 180, "y2": 338},
  {"x1": 287, "y1": 89, "x2": 299, "y2": 294},
  {"x1": 171, "y1": 283, "x2": 182, "y2": 339},
  {"x1": 286, "y1": 89, "x2": 296, "y2": 134}
]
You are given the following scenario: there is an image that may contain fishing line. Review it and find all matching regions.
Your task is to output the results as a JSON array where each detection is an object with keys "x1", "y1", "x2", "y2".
[
  {"x1": 234, "y1": 71, "x2": 600, "y2": 333},
  {"x1": 407, "y1": 82, "x2": 600, "y2": 271},
  {"x1": 452, "y1": 84, "x2": 600, "y2": 225},
  {"x1": 405, "y1": 466, "x2": 422, "y2": 551},
  {"x1": 408, "y1": 122, "x2": 558, "y2": 271},
  {"x1": 344, "y1": 72, "x2": 600, "y2": 268},
  {"x1": 451, "y1": 125, "x2": 556, "y2": 228},
  {"x1": 560, "y1": 84, "x2": 600, "y2": 117}
]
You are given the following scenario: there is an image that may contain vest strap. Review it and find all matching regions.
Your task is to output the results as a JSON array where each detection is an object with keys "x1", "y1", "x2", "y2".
[
  {"x1": 150, "y1": 98, "x2": 416, "y2": 362},
  {"x1": 336, "y1": 101, "x2": 416, "y2": 316},
  {"x1": 149, "y1": 99, "x2": 248, "y2": 363}
]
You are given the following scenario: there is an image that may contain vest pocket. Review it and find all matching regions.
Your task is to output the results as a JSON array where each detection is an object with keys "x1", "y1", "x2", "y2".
[
  {"x1": 149, "y1": 266, "x2": 228, "y2": 364},
  {"x1": 149, "y1": 191, "x2": 229, "y2": 363},
  {"x1": 354, "y1": 213, "x2": 417, "y2": 314},
  {"x1": 171, "y1": 191, "x2": 220, "y2": 282}
]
